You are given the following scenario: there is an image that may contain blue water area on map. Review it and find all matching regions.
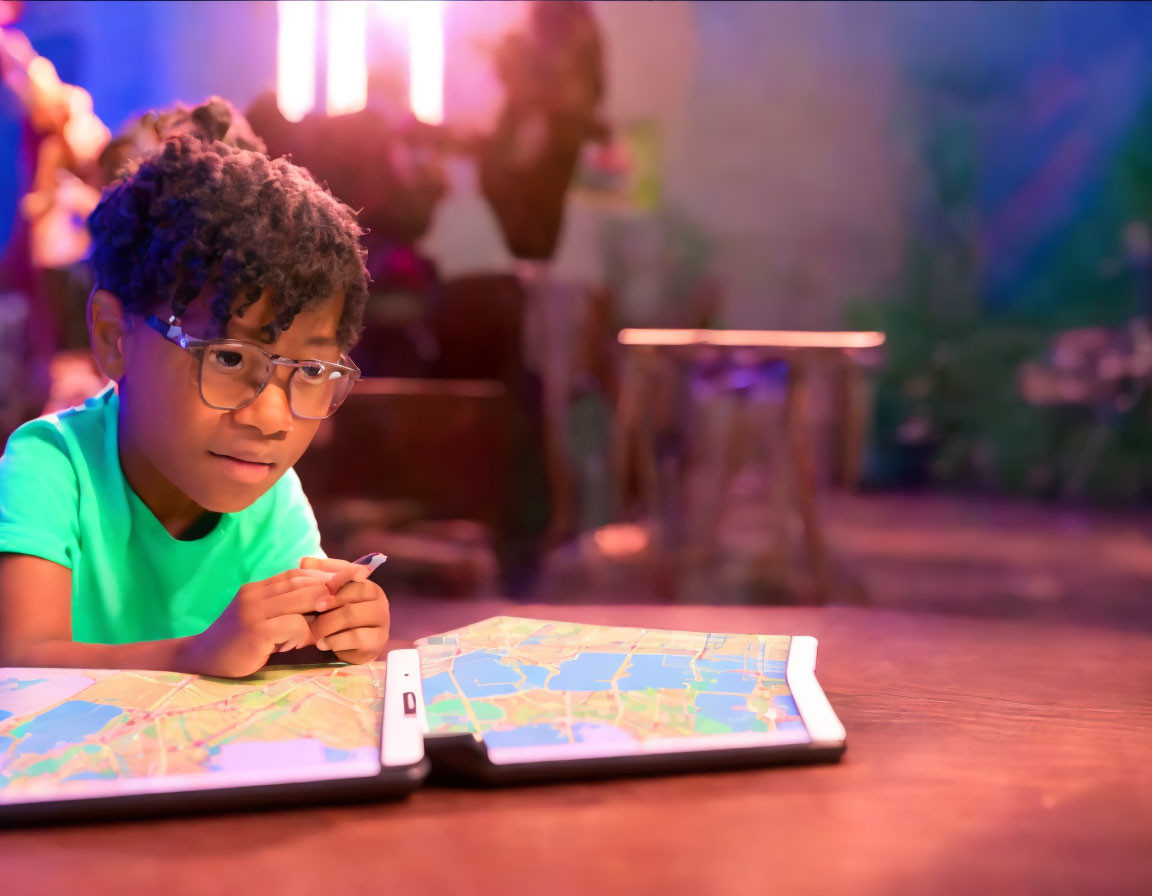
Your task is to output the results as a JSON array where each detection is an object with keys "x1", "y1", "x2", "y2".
[
  {"x1": 0, "y1": 708, "x2": 11, "y2": 723},
  {"x1": 694, "y1": 693, "x2": 764, "y2": 733},
  {"x1": 0, "y1": 677, "x2": 47, "y2": 694},
  {"x1": 762, "y1": 660, "x2": 787, "y2": 678},
  {"x1": 452, "y1": 651, "x2": 524, "y2": 698},
  {"x1": 520, "y1": 663, "x2": 551, "y2": 688},
  {"x1": 695, "y1": 654, "x2": 787, "y2": 695},
  {"x1": 548, "y1": 652, "x2": 628, "y2": 692},
  {"x1": 0, "y1": 735, "x2": 12, "y2": 754},
  {"x1": 484, "y1": 723, "x2": 569, "y2": 748},
  {"x1": 421, "y1": 646, "x2": 793, "y2": 715},
  {"x1": 618, "y1": 654, "x2": 694, "y2": 691},
  {"x1": 10, "y1": 701, "x2": 124, "y2": 755},
  {"x1": 421, "y1": 671, "x2": 459, "y2": 702},
  {"x1": 767, "y1": 694, "x2": 806, "y2": 733}
]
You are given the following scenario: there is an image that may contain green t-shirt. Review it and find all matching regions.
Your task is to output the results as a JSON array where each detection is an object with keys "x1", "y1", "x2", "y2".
[{"x1": 0, "y1": 388, "x2": 324, "y2": 644}]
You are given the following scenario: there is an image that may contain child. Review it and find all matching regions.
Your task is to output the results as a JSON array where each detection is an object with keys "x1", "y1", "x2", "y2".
[{"x1": 0, "y1": 133, "x2": 389, "y2": 677}]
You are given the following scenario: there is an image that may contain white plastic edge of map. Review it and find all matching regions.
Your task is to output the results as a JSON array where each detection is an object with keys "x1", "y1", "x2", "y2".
[
  {"x1": 381, "y1": 648, "x2": 426, "y2": 768},
  {"x1": 485, "y1": 728, "x2": 813, "y2": 765},
  {"x1": 784, "y1": 636, "x2": 846, "y2": 746},
  {"x1": 0, "y1": 761, "x2": 381, "y2": 805}
]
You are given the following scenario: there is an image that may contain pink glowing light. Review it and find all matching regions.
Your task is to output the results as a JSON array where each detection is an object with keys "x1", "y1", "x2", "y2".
[
  {"x1": 592, "y1": 524, "x2": 651, "y2": 559},
  {"x1": 276, "y1": 1, "x2": 317, "y2": 122},
  {"x1": 406, "y1": 1, "x2": 444, "y2": 125},
  {"x1": 326, "y1": 1, "x2": 368, "y2": 115}
]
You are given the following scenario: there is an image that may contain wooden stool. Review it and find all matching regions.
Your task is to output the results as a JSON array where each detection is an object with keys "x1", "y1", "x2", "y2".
[{"x1": 614, "y1": 329, "x2": 885, "y2": 603}]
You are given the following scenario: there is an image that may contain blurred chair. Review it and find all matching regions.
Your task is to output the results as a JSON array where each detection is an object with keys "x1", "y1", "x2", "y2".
[
  {"x1": 429, "y1": 273, "x2": 527, "y2": 385},
  {"x1": 319, "y1": 271, "x2": 617, "y2": 597},
  {"x1": 428, "y1": 273, "x2": 550, "y2": 595},
  {"x1": 293, "y1": 378, "x2": 512, "y2": 597},
  {"x1": 429, "y1": 271, "x2": 617, "y2": 586}
]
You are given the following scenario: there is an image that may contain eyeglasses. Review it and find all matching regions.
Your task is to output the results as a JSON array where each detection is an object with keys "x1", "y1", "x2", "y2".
[{"x1": 145, "y1": 315, "x2": 360, "y2": 419}]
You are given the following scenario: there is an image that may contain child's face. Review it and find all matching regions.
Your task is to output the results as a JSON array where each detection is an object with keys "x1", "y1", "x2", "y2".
[{"x1": 117, "y1": 288, "x2": 345, "y2": 517}]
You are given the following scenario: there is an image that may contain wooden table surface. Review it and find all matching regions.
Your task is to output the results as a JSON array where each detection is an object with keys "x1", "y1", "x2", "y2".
[{"x1": 3, "y1": 601, "x2": 1150, "y2": 896}]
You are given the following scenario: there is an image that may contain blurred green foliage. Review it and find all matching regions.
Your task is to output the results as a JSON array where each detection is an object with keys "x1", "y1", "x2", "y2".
[{"x1": 851, "y1": 92, "x2": 1152, "y2": 502}]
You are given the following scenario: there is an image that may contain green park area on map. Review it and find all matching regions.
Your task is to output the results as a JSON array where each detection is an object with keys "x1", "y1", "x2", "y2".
[{"x1": 416, "y1": 617, "x2": 807, "y2": 750}]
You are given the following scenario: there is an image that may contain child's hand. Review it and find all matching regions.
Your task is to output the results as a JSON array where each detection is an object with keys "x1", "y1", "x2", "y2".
[
  {"x1": 180, "y1": 569, "x2": 333, "y2": 678},
  {"x1": 300, "y1": 557, "x2": 391, "y2": 665}
]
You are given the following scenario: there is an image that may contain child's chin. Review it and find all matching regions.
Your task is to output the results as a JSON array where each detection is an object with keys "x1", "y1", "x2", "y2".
[{"x1": 199, "y1": 484, "x2": 273, "y2": 514}]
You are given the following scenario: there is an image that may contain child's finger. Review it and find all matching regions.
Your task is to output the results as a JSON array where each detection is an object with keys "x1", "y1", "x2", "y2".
[
  {"x1": 316, "y1": 627, "x2": 382, "y2": 658},
  {"x1": 269, "y1": 567, "x2": 331, "y2": 585},
  {"x1": 270, "y1": 615, "x2": 316, "y2": 653},
  {"x1": 263, "y1": 584, "x2": 334, "y2": 618},
  {"x1": 299, "y1": 557, "x2": 354, "y2": 574},
  {"x1": 323, "y1": 563, "x2": 370, "y2": 596},
  {"x1": 252, "y1": 568, "x2": 330, "y2": 598},
  {"x1": 329, "y1": 580, "x2": 385, "y2": 605},
  {"x1": 299, "y1": 557, "x2": 372, "y2": 594},
  {"x1": 281, "y1": 572, "x2": 333, "y2": 593},
  {"x1": 310, "y1": 601, "x2": 386, "y2": 645}
]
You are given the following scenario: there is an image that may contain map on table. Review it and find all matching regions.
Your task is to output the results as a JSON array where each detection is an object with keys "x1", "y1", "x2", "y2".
[
  {"x1": 416, "y1": 617, "x2": 807, "y2": 754},
  {"x1": 0, "y1": 664, "x2": 384, "y2": 802},
  {"x1": 1, "y1": 617, "x2": 810, "y2": 800}
]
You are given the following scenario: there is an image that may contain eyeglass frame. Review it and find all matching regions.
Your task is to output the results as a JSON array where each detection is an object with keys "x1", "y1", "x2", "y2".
[{"x1": 143, "y1": 314, "x2": 361, "y2": 419}]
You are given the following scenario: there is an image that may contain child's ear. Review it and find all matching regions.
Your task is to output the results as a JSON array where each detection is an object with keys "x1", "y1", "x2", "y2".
[{"x1": 88, "y1": 289, "x2": 131, "y2": 381}]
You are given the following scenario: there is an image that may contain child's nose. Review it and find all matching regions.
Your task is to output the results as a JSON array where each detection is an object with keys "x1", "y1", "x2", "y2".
[{"x1": 232, "y1": 376, "x2": 294, "y2": 434}]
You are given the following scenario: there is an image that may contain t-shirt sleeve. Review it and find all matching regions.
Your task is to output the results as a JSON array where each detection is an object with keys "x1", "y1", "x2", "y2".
[
  {"x1": 0, "y1": 421, "x2": 81, "y2": 568},
  {"x1": 247, "y1": 467, "x2": 326, "y2": 580}
]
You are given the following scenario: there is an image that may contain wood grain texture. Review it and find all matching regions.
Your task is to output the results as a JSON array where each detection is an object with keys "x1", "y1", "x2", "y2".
[{"x1": 3, "y1": 602, "x2": 1150, "y2": 896}]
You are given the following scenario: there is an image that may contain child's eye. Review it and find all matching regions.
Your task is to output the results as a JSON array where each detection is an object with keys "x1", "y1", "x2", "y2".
[
  {"x1": 298, "y1": 363, "x2": 327, "y2": 382},
  {"x1": 208, "y1": 349, "x2": 246, "y2": 371}
]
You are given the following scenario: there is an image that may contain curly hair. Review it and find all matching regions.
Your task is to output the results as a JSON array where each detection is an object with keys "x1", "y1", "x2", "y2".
[
  {"x1": 88, "y1": 133, "x2": 369, "y2": 348},
  {"x1": 99, "y1": 96, "x2": 266, "y2": 183}
]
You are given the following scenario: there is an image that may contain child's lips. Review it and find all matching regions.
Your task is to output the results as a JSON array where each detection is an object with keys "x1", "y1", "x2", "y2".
[{"x1": 208, "y1": 451, "x2": 276, "y2": 484}]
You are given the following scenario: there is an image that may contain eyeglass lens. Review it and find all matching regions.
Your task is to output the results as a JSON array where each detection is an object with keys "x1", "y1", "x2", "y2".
[{"x1": 199, "y1": 343, "x2": 352, "y2": 418}]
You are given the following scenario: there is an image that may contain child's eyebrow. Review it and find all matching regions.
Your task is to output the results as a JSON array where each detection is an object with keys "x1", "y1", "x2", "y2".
[{"x1": 227, "y1": 324, "x2": 338, "y2": 348}]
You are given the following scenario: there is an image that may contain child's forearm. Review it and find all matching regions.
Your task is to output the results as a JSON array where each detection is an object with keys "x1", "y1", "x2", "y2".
[{"x1": 2, "y1": 636, "x2": 199, "y2": 673}]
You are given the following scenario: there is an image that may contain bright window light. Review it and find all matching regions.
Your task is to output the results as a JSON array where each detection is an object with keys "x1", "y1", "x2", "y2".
[
  {"x1": 326, "y1": 0, "x2": 368, "y2": 116},
  {"x1": 407, "y1": 1, "x2": 444, "y2": 124},
  {"x1": 277, "y1": 1, "x2": 317, "y2": 122}
]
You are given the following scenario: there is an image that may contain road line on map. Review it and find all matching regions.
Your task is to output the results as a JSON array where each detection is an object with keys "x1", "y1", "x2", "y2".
[{"x1": 447, "y1": 667, "x2": 485, "y2": 734}]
